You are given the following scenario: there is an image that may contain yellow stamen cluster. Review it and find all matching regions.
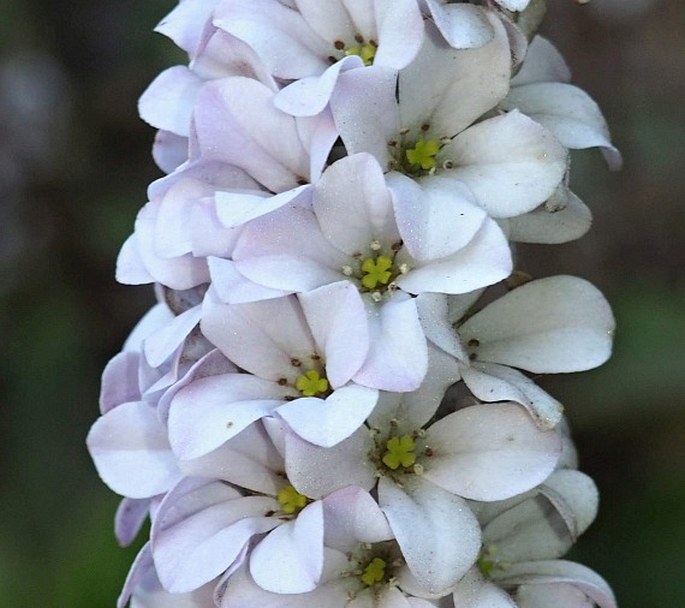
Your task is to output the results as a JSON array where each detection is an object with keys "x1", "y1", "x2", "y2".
[
  {"x1": 295, "y1": 369, "x2": 329, "y2": 397},
  {"x1": 382, "y1": 435, "x2": 417, "y2": 470},
  {"x1": 277, "y1": 485, "x2": 309, "y2": 515}
]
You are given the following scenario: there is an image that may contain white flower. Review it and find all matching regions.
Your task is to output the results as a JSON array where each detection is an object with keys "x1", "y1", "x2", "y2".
[
  {"x1": 284, "y1": 374, "x2": 561, "y2": 592},
  {"x1": 220, "y1": 153, "x2": 511, "y2": 390},
  {"x1": 169, "y1": 289, "x2": 379, "y2": 452},
  {"x1": 330, "y1": 15, "x2": 568, "y2": 218}
]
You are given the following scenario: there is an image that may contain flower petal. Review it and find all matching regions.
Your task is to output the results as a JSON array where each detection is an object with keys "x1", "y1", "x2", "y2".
[
  {"x1": 249, "y1": 501, "x2": 324, "y2": 593},
  {"x1": 379, "y1": 476, "x2": 481, "y2": 594},
  {"x1": 440, "y1": 110, "x2": 567, "y2": 218},
  {"x1": 152, "y1": 480, "x2": 278, "y2": 593},
  {"x1": 299, "y1": 281, "x2": 369, "y2": 387},
  {"x1": 459, "y1": 276, "x2": 615, "y2": 373},
  {"x1": 423, "y1": 403, "x2": 561, "y2": 500},
  {"x1": 424, "y1": 0, "x2": 494, "y2": 49},
  {"x1": 461, "y1": 361, "x2": 564, "y2": 430},
  {"x1": 321, "y1": 486, "x2": 393, "y2": 552},
  {"x1": 285, "y1": 426, "x2": 376, "y2": 498},
  {"x1": 389, "y1": 173, "x2": 486, "y2": 261},
  {"x1": 168, "y1": 373, "x2": 286, "y2": 459},
  {"x1": 87, "y1": 401, "x2": 180, "y2": 499},
  {"x1": 502, "y1": 82, "x2": 622, "y2": 170},
  {"x1": 501, "y1": 184, "x2": 592, "y2": 245},
  {"x1": 353, "y1": 294, "x2": 428, "y2": 392},
  {"x1": 278, "y1": 384, "x2": 378, "y2": 447}
]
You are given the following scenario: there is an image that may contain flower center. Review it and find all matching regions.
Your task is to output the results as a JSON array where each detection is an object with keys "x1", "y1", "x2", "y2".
[
  {"x1": 382, "y1": 435, "x2": 417, "y2": 470},
  {"x1": 388, "y1": 122, "x2": 453, "y2": 177},
  {"x1": 339, "y1": 541, "x2": 404, "y2": 598},
  {"x1": 332, "y1": 36, "x2": 378, "y2": 66},
  {"x1": 295, "y1": 369, "x2": 330, "y2": 397},
  {"x1": 477, "y1": 545, "x2": 508, "y2": 578},
  {"x1": 361, "y1": 255, "x2": 393, "y2": 289},
  {"x1": 340, "y1": 241, "x2": 407, "y2": 302},
  {"x1": 405, "y1": 138, "x2": 440, "y2": 171},
  {"x1": 360, "y1": 557, "x2": 387, "y2": 586},
  {"x1": 368, "y1": 422, "x2": 432, "y2": 482},
  {"x1": 345, "y1": 42, "x2": 377, "y2": 66},
  {"x1": 277, "y1": 484, "x2": 310, "y2": 515}
]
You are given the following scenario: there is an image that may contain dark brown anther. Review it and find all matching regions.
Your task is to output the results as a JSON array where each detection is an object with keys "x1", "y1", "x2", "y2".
[
  {"x1": 421, "y1": 123, "x2": 430, "y2": 131},
  {"x1": 277, "y1": 377, "x2": 288, "y2": 386},
  {"x1": 334, "y1": 40, "x2": 345, "y2": 50},
  {"x1": 354, "y1": 33, "x2": 364, "y2": 43},
  {"x1": 291, "y1": 358, "x2": 302, "y2": 367},
  {"x1": 467, "y1": 338, "x2": 480, "y2": 348}
]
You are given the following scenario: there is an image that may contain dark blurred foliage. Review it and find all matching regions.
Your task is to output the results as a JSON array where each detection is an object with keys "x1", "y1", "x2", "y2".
[{"x1": 0, "y1": 0, "x2": 683, "y2": 605}]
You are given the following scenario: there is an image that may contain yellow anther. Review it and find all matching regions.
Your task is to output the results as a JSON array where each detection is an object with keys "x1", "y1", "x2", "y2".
[{"x1": 295, "y1": 369, "x2": 329, "y2": 397}]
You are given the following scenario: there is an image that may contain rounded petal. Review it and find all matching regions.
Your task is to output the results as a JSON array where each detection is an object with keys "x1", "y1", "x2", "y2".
[
  {"x1": 423, "y1": 403, "x2": 561, "y2": 501},
  {"x1": 201, "y1": 292, "x2": 316, "y2": 380},
  {"x1": 424, "y1": 0, "x2": 495, "y2": 49},
  {"x1": 502, "y1": 82, "x2": 622, "y2": 170},
  {"x1": 398, "y1": 15, "x2": 510, "y2": 140},
  {"x1": 193, "y1": 77, "x2": 310, "y2": 192},
  {"x1": 321, "y1": 486, "x2": 393, "y2": 552},
  {"x1": 501, "y1": 184, "x2": 593, "y2": 245},
  {"x1": 285, "y1": 426, "x2": 376, "y2": 499},
  {"x1": 440, "y1": 111, "x2": 568, "y2": 218},
  {"x1": 168, "y1": 373, "x2": 286, "y2": 459},
  {"x1": 512, "y1": 36, "x2": 571, "y2": 86},
  {"x1": 496, "y1": 560, "x2": 617, "y2": 608},
  {"x1": 299, "y1": 281, "x2": 369, "y2": 387},
  {"x1": 139, "y1": 66, "x2": 202, "y2": 136},
  {"x1": 353, "y1": 294, "x2": 428, "y2": 392},
  {"x1": 459, "y1": 276, "x2": 615, "y2": 373},
  {"x1": 451, "y1": 568, "x2": 519, "y2": 608},
  {"x1": 389, "y1": 173, "x2": 487, "y2": 261},
  {"x1": 249, "y1": 501, "x2": 324, "y2": 593},
  {"x1": 329, "y1": 66, "x2": 399, "y2": 167},
  {"x1": 314, "y1": 153, "x2": 399, "y2": 255},
  {"x1": 379, "y1": 476, "x2": 481, "y2": 595},
  {"x1": 277, "y1": 384, "x2": 378, "y2": 448},
  {"x1": 87, "y1": 401, "x2": 180, "y2": 499},
  {"x1": 395, "y1": 217, "x2": 512, "y2": 295},
  {"x1": 99, "y1": 351, "x2": 142, "y2": 414},
  {"x1": 274, "y1": 55, "x2": 363, "y2": 117}
]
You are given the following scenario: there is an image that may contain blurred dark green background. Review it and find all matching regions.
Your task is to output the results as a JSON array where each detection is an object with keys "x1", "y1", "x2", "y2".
[{"x1": 0, "y1": 1, "x2": 683, "y2": 605}]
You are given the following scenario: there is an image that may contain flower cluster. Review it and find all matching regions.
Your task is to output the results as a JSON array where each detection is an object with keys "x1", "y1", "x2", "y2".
[{"x1": 88, "y1": 1, "x2": 621, "y2": 607}]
